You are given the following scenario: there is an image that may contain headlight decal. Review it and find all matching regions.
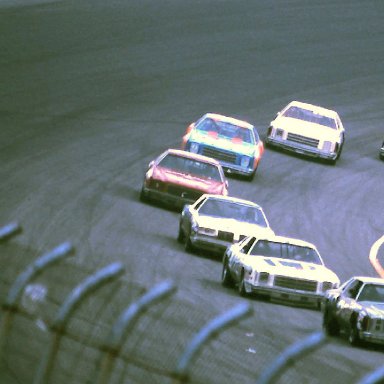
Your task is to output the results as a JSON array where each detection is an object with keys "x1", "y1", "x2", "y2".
[
  {"x1": 189, "y1": 142, "x2": 199, "y2": 153},
  {"x1": 322, "y1": 141, "x2": 334, "y2": 152},
  {"x1": 240, "y1": 156, "x2": 251, "y2": 168}
]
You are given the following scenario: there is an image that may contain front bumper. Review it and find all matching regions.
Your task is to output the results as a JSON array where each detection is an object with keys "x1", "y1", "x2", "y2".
[
  {"x1": 360, "y1": 330, "x2": 384, "y2": 345},
  {"x1": 266, "y1": 136, "x2": 337, "y2": 160},
  {"x1": 187, "y1": 142, "x2": 256, "y2": 176},
  {"x1": 221, "y1": 162, "x2": 255, "y2": 177},
  {"x1": 248, "y1": 283, "x2": 324, "y2": 306}
]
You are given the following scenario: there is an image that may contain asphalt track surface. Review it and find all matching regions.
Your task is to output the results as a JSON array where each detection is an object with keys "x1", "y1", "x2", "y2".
[{"x1": 1, "y1": 1, "x2": 384, "y2": 383}]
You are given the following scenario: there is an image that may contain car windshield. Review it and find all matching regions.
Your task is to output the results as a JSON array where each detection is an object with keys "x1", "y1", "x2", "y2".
[
  {"x1": 196, "y1": 117, "x2": 254, "y2": 144},
  {"x1": 282, "y1": 106, "x2": 337, "y2": 129},
  {"x1": 158, "y1": 154, "x2": 222, "y2": 181},
  {"x1": 198, "y1": 198, "x2": 268, "y2": 227},
  {"x1": 357, "y1": 284, "x2": 384, "y2": 302},
  {"x1": 249, "y1": 240, "x2": 323, "y2": 264}
]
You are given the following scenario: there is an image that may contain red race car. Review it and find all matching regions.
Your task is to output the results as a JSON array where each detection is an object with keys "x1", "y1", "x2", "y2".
[{"x1": 140, "y1": 149, "x2": 228, "y2": 208}]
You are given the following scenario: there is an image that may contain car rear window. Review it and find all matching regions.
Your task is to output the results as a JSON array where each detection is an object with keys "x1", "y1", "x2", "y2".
[
  {"x1": 196, "y1": 118, "x2": 254, "y2": 144},
  {"x1": 158, "y1": 154, "x2": 223, "y2": 181},
  {"x1": 283, "y1": 106, "x2": 337, "y2": 129}
]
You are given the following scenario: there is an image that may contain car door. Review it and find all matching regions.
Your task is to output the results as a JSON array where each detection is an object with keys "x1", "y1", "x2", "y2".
[{"x1": 230, "y1": 237, "x2": 256, "y2": 281}]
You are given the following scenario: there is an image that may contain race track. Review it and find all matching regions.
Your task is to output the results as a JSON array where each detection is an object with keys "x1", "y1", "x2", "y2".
[{"x1": 1, "y1": 1, "x2": 384, "y2": 383}]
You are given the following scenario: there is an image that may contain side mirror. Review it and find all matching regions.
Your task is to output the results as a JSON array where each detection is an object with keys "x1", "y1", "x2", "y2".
[{"x1": 148, "y1": 160, "x2": 155, "y2": 169}]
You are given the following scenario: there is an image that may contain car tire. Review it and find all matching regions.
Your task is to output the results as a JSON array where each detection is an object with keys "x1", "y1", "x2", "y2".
[
  {"x1": 185, "y1": 237, "x2": 195, "y2": 253},
  {"x1": 238, "y1": 270, "x2": 247, "y2": 297},
  {"x1": 184, "y1": 226, "x2": 195, "y2": 253},
  {"x1": 177, "y1": 223, "x2": 185, "y2": 243},
  {"x1": 139, "y1": 187, "x2": 148, "y2": 202},
  {"x1": 348, "y1": 319, "x2": 360, "y2": 346},
  {"x1": 323, "y1": 309, "x2": 339, "y2": 336},
  {"x1": 246, "y1": 170, "x2": 256, "y2": 182},
  {"x1": 221, "y1": 259, "x2": 234, "y2": 288}
]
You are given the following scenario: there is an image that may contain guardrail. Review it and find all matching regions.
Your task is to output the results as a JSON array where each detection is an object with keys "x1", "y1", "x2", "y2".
[{"x1": 1, "y1": 222, "x2": 383, "y2": 384}]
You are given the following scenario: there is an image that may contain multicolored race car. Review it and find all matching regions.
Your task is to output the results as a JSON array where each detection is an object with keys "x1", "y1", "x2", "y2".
[{"x1": 181, "y1": 113, "x2": 264, "y2": 181}]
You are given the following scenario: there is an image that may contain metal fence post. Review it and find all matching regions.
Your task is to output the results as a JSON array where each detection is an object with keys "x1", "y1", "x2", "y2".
[
  {"x1": 96, "y1": 279, "x2": 176, "y2": 384},
  {"x1": 0, "y1": 222, "x2": 22, "y2": 243},
  {"x1": 173, "y1": 302, "x2": 253, "y2": 384},
  {"x1": 0, "y1": 242, "x2": 74, "y2": 364},
  {"x1": 33, "y1": 262, "x2": 125, "y2": 384},
  {"x1": 256, "y1": 331, "x2": 327, "y2": 384},
  {"x1": 357, "y1": 366, "x2": 384, "y2": 384}
]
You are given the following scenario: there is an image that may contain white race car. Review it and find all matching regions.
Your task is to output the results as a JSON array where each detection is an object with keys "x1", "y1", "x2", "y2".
[
  {"x1": 266, "y1": 100, "x2": 345, "y2": 164},
  {"x1": 178, "y1": 194, "x2": 274, "y2": 255},
  {"x1": 323, "y1": 276, "x2": 384, "y2": 346},
  {"x1": 222, "y1": 234, "x2": 340, "y2": 307}
]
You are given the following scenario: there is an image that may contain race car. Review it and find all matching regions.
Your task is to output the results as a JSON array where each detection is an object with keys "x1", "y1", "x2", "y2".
[
  {"x1": 181, "y1": 113, "x2": 264, "y2": 181},
  {"x1": 266, "y1": 101, "x2": 345, "y2": 164},
  {"x1": 222, "y1": 234, "x2": 340, "y2": 307},
  {"x1": 140, "y1": 149, "x2": 228, "y2": 208},
  {"x1": 178, "y1": 194, "x2": 274, "y2": 255},
  {"x1": 322, "y1": 276, "x2": 384, "y2": 346}
]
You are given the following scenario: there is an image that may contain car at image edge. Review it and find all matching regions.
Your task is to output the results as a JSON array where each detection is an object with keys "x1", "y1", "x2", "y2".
[
  {"x1": 266, "y1": 100, "x2": 345, "y2": 164},
  {"x1": 181, "y1": 113, "x2": 264, "y2": 181},
  {"x1": 322, "y1": 276, "x2": 384, "y2": 346},
  {"x1": 178, "y1": 194, "x2": 274, "y2": 255},
  {"x1": 222, "y1": 234, "x2": 340, "y2": 308},
  {"x1": 140, "y1": 149, "x2": 228, "y2": 208}
]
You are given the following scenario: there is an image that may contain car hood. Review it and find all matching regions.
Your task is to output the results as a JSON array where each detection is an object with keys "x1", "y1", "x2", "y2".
[
  {"x1": 196, "y1": 215, "x2": 274, "y2": 238},
  {"x1": 244, "y1": 256, "x2": 339, "y2": 282},
  {"x1": 273, "y1": 116, "x2": 340, "y2": 141},
  {"x1": 190, "y1": 130, "x2": 256, "y2": 156},
  {"x1": 360, "y1": 302, "x2": 384, "y2": 318},
  {"x1": 153, "y1": 167, "x2": 225, "y2": 194}
]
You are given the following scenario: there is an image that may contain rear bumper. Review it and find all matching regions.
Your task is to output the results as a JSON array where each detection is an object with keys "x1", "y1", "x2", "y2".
[
  {"x1": 142, "y1": 187, "x2": 198, "y2": 208},
  {"x1": 190, "y1": 233, "x2": 231, "y2": 254}
]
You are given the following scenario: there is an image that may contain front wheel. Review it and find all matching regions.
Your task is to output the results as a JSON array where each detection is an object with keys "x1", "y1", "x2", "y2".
[
  {"x1": 238, "y1": 270, "x2": 248, "y2": 297},
  {"x1": 323, "y1": 309, "x2": 339, "y2": 336},
  {"x1": 184, "y1": 226, "x2": 195, "y2": 253},
  {"x1": 221, "y1": 260, "x2": 234, "y2": 288},
  {"x1": 177, "y1": 223, "x2": 185, "y2": 243},
  {"x1": 348, "y1": 322, "x2": 361, "y2": 346},
  {"x1": 139, "y1": 186, "x2": 148, "y2": 202}
]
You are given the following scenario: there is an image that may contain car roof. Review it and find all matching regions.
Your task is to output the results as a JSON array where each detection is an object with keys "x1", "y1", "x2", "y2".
[
  {"x1": 164, "y1": 149, "x2": 222, "y2": 166},
  {"x1": 286, "y1": 101, "x2": 339, "y2": 117},
  {"x1": 203, "y1": 113, "x2": 254, "y2": 129},
  {"x1": 249, "y1": 233, "x2": 318, "y2": 249},
  {"x1": 352, "y1": 276, "x2": 384, "y2": 285},
  {"x1": 200, "y1": 194, "x2": 262, "y2": 209}
]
